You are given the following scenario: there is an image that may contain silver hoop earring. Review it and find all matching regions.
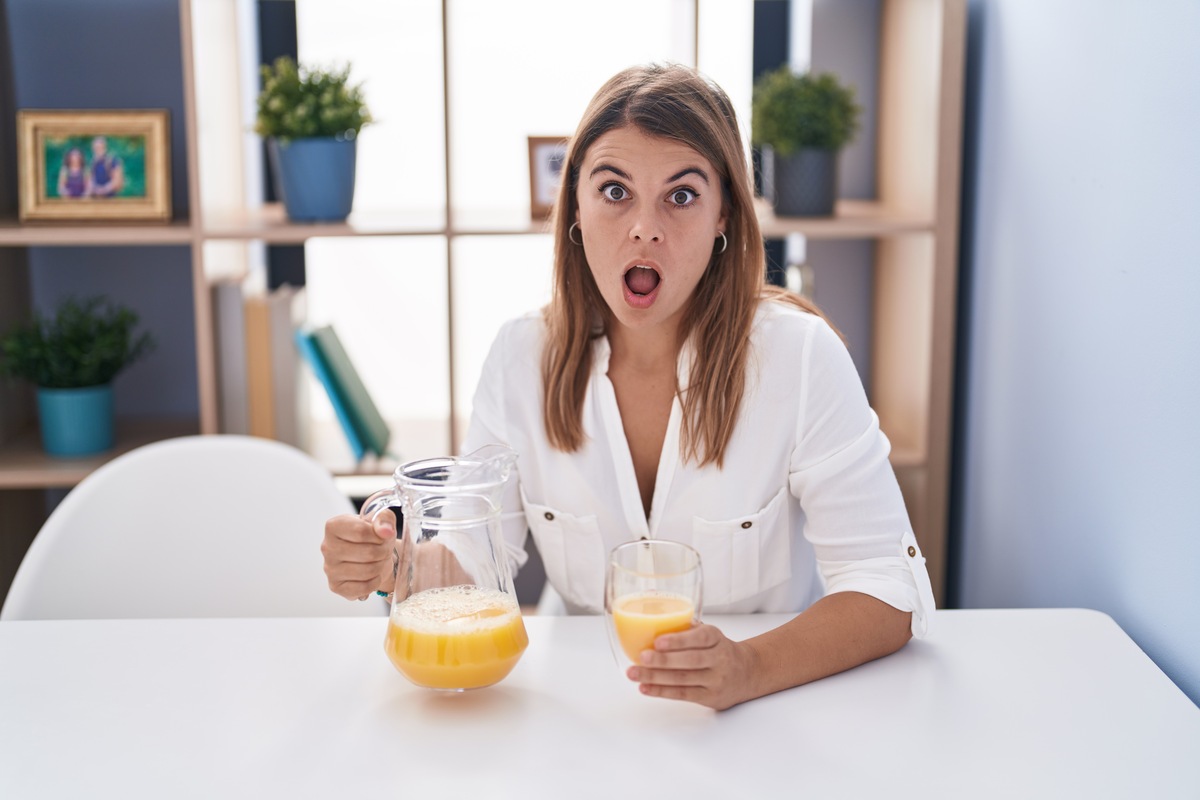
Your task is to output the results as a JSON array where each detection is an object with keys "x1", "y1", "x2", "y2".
[
  {"x1": 715, "y1": 231, "x2": 728, "y2": 255},
  {"x1": 569, "y1": 222, "x2": 583, "y2": 246}
]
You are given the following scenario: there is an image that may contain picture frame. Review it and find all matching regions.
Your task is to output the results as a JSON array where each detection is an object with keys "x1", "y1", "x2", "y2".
[
  {"x1": 527, "y1": 135, "x2": 568, "y2": 221},
  {"x1": 17, "y1": 109, "x2": 171, "y2": 222}
]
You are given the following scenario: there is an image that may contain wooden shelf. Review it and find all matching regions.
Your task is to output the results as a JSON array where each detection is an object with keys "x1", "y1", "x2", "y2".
[
  {"x1": 199, "y1": 204, "x2": 557, "y2": 242},
  {"x1": 0, "y1": 199, "x2": 931, "y2": 249},
  {"x1": 0, "y1": 218, "x2": 195, "y2": 247},
  {"x1": 200, "y1": 204, "x2": 445, "y2": 242},
  {"x1": 0, "y1": 418, "x2": 200, "y2": 489},
  {"x1": 755, "y1": 199, "x2": 933, "y2": 240}
]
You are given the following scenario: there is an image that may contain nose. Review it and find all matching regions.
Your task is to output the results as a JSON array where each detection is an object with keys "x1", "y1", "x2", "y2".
[{"x1": 628, "y1": 204, "x2": 663, "y2": 243}]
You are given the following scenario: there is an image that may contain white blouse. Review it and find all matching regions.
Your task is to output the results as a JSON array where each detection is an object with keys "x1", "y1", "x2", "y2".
[{"x1": 462, "y1": 300, "x2": 936, "y2": 636}]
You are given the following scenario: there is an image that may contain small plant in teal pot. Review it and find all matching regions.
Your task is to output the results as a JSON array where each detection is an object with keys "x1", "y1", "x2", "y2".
[{"x1": 0, "y1": 296, "x2": 155, "y2": 456}]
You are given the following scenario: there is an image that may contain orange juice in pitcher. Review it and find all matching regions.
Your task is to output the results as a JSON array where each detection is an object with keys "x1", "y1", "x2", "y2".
[
  {"x1": 362, "y1": 445, "x2": 529, "y2": 691},
  {"x1": 384, "y1": 585, "x2": 529, "y2": 690}
]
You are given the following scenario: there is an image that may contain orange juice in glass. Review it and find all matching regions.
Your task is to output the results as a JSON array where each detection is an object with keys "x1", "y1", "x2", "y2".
[
  {"x1": 605, "y1": 540, "x2": 702, "y2": 666},
  {"x1": 385, "y1": 585, "x2": 528, "y2": 690},
  {"x1": 611, "y1": 591, "x2": 696, "y2": 663}
]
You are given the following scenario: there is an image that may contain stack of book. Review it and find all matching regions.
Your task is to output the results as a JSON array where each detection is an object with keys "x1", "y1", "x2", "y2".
[
  {"x1": 210, "y1": 277, "x2": 393, "y2": 465},
  {"x1": 210, "y1": 278, "x2": 307, "y2": 448}
]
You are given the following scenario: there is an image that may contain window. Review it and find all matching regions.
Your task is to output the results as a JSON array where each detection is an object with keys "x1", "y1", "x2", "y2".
[{"x1": 293, "y1": 0, "x2": 753, "y2": 461}]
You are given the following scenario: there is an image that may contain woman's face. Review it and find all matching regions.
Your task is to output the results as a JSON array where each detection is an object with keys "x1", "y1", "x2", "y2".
[
  {"x1": 574, "y1": 126, "x2": 726, "y2": 339},
  {"x1": 67, "y1": 150, "x2": 83, "y2": 169}
]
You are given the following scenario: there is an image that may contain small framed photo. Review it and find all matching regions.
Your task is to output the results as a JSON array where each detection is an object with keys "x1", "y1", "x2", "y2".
[
  {"x1": 528, "y1": 136, "x2": 568, "y2": 221},
  {"x1": 17, "y1": 110, "x2": 171, "y2": 222}
]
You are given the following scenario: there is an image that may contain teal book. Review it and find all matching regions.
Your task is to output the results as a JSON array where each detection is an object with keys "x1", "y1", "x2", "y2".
[
  {"x1": 295, "y1": 327, "x2": 367, "y2": 462},
  {"x1": 303, "y1": 325, "x2": 391, "y2": 460}
]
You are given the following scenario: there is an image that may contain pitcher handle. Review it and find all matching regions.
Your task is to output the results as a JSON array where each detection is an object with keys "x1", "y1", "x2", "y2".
[{"x1": 360, "y1": 487, "x2": 401, "y2": 523}]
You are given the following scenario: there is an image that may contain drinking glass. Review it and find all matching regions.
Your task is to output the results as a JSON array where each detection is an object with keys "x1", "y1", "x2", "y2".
[{"x1": 604, "y1": 540, "x2": 702, "y2": 666}]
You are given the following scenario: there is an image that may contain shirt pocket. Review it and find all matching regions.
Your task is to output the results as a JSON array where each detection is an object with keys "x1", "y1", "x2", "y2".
[
  {"x1": 692, "y1": 486, "x2": 792, "y2": 609},
  {"x1": 520, "y1": 488, "x2": 607, "y2": 612}
]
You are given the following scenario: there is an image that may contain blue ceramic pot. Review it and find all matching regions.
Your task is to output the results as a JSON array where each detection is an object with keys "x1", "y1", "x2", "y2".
[
  {"x1": 770, "y1": 146, "x2": 839, "y2": 217},
  {"x1": 267, "y1": 137, "x2": 358, "y2": 222},
  {"x1": 37, "y1": 384, "x2": 114, "y2": 457}
]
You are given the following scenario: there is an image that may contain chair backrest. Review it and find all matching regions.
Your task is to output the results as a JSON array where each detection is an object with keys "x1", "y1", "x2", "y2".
[{"x1": 1, "y1": 435, "x2": 387, "y2": 620}]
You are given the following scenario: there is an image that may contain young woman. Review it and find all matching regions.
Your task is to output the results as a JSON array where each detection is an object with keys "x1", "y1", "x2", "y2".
[
  {"x1": 56, "y1": 147, "x2": 91, "y2": 198},
  {"x1": 321, "y1": 63, "x2": 935, "y2": 710}
]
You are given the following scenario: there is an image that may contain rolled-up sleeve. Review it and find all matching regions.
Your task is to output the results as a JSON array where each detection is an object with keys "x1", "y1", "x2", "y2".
[
  {"x1": 461, "y1": 321, "x2": 530, "y2": 578},
  {"x1": 787, "y1": 319, "x2": 936, "y2": 637}
]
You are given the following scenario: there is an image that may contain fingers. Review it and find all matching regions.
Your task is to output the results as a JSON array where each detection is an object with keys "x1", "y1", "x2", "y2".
[
  {"x1": 371, "y1": 508, "x2": 398, "y2": 541},
  {"x1": 322, "y1": 513, "x2": 395, "y2": 600},
  {"x1": 638, "y1": 647, "x2": 713, "y2": 670},
  {"x1": 326, "y1": 513, "x2": 386, "y2": 546},
  {"x1": 330, "y1": 577, "x2": 384, "y2": 600},
  {"x1": 627, "y1": 665, "x2": 710, "y2": 687},
  {"x1": 626, "y1": 624, "x2": 750, "y2": 710},
  {"x1": 652, "y1": 623, "x2": 722, "y2": 652},
  {"x1": 638, "y1": 684, "x2": 707, "y2": 703}
]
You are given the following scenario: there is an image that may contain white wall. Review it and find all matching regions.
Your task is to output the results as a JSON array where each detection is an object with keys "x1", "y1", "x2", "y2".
[{"x1": 956, "y1": 0, "x2": 1200, "y2": 703}]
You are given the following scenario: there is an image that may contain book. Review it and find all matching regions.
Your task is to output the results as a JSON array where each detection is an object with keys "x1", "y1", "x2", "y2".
[
  {"x1": 243, "y1": 292, "x2": 275, "y2": 439},
  {"x1": 212, "y1": 278, "x2": 307, "y2": 447},
  {"x1": 211, "y1": 279, "x2": 249, "y2": 435},
  {"x1": 309, "y1": 324, "x2": 391, "y2": 460},
  {"x1": 267, "y1": 285, "x2": 307, "y2": 450},
  {"x1": 295, "y1": 325, "x2": 370, "y2": 462}
]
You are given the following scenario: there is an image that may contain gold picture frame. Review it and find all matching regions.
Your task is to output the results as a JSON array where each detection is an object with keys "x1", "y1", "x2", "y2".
[
  {"x1": 527, "y1": 135, "x2": 568, "y2": 221},
  {"x1": 17, "y1": 109, "x2": 171, "y2": 222}
]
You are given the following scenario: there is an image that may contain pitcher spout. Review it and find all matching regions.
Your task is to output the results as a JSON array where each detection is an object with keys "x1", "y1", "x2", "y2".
[{"x1": 458, "y1": 443, "x2": 518, "y2": 484}]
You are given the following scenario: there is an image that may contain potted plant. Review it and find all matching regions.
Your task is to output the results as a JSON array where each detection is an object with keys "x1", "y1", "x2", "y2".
[
  {"x1": 255, "y1": 56, "x2": 374, "y2": 223},
  {"x1": 751, "y1": 66, "x2": 861, "y2": 217},
  {"x1": 0, "y1": 296, "x2": 155, "y2": 457}
]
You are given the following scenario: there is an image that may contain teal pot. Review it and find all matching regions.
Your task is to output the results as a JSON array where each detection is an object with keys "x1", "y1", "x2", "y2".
[
  {"x1": 36, "y1": 384, "x2": 115, "y2": 457},
  {"x1": 771, "y1": 146, "x2": 839, "y2": 217},
  {"x1": 267, "y1": 137, "x2": 358, "y2": 222}
]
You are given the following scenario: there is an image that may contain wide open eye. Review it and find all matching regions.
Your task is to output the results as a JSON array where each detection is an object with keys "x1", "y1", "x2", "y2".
[
  {"x1": 601, "y1": 183, "x2": 628, "y2": 203},
  {"x1": 668, "y1": 188, "x2": 698, "y2": 207}
]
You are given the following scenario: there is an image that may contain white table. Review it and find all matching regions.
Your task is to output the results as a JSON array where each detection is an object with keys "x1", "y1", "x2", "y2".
[{"x1": 1, "y1": 609, "x2": 1198, "y2": 799}]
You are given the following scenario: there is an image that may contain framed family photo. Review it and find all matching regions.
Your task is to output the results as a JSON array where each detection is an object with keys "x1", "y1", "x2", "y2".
[
  {"x1": 17, "y1": 110, "x2": 171, "y2": 222},
  {"x1": 527, "y1": 135, "x2": 568, "y2": 221}
]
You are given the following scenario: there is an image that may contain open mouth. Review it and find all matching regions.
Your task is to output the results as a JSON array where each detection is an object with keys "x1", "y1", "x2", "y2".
[{"x1": 624, "y1": 265, "x2": 661, "y2": 296}]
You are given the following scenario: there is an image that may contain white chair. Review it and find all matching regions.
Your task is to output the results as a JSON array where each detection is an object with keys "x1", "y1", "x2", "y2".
[{"x1": 1, "y1": 435, "x2": 387, "y2": 620}]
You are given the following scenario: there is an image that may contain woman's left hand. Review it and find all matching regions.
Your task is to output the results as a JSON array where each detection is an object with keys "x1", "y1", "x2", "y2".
[{"x1": 627, "y1": 623, "x2": 757, "y2": 711}]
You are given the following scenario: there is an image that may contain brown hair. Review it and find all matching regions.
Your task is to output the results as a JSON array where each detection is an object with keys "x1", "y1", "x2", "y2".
[{"x1": 542, "y1": 63, "x2": 833, "y2": 468}]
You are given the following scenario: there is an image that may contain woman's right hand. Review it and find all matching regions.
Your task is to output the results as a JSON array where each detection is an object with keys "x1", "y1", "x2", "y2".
[{"x1": 321, "y1": 509, "x2": 398, "y2": 601}]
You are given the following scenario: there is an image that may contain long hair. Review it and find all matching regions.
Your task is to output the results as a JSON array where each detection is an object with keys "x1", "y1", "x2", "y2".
[{"x1": 542, "y1": 63, "x2": 832, "y2": 468}]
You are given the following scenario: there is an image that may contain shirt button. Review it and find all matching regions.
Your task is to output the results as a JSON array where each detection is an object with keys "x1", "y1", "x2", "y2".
[
  {"x1": 544, "y1": 512, "x2": 554, "y2": 521},
  {"x1": 907, "y1": 546, "x2": 917, "y2": 557},
  {"x1": 741, "y1": 521, "x2": 752, "y2": 529}
]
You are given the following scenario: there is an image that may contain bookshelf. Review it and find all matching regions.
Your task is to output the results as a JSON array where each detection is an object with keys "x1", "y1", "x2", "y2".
[{"x1": 0, "y1": 0, "x2": 965, "y2": 604}]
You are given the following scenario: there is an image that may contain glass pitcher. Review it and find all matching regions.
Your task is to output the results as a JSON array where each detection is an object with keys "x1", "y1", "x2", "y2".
[{"x1": 360, "y1": 444, "x2": 527, "y2": 691}]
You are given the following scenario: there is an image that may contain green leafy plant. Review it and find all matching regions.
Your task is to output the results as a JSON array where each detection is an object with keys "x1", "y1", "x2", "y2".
[
  {"x1": 254, "y1": 56, "x2": 373, "y2": 141},
  {"x1": 751, "y1": 67, "x2": 862, "y2": 156},
  {"x1": 0, "y1": 296, "x2": 156, "y2": 389}
]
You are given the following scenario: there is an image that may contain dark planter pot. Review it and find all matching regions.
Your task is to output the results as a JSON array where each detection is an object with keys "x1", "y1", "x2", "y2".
[
  {"x1": 37, "y1": 384, "x2": 114, "y2": 457},
  {"x1": 771, "y1": 147, "x2": 839, "y2": 217},
  {"x1": 267, "y1": 137, "x2": 358, "y2": 222}
]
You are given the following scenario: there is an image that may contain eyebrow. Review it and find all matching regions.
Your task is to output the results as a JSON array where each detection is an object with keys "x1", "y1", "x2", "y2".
[{"x1": 588, "y1": 164, "x2": 711, "y2": 185}]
